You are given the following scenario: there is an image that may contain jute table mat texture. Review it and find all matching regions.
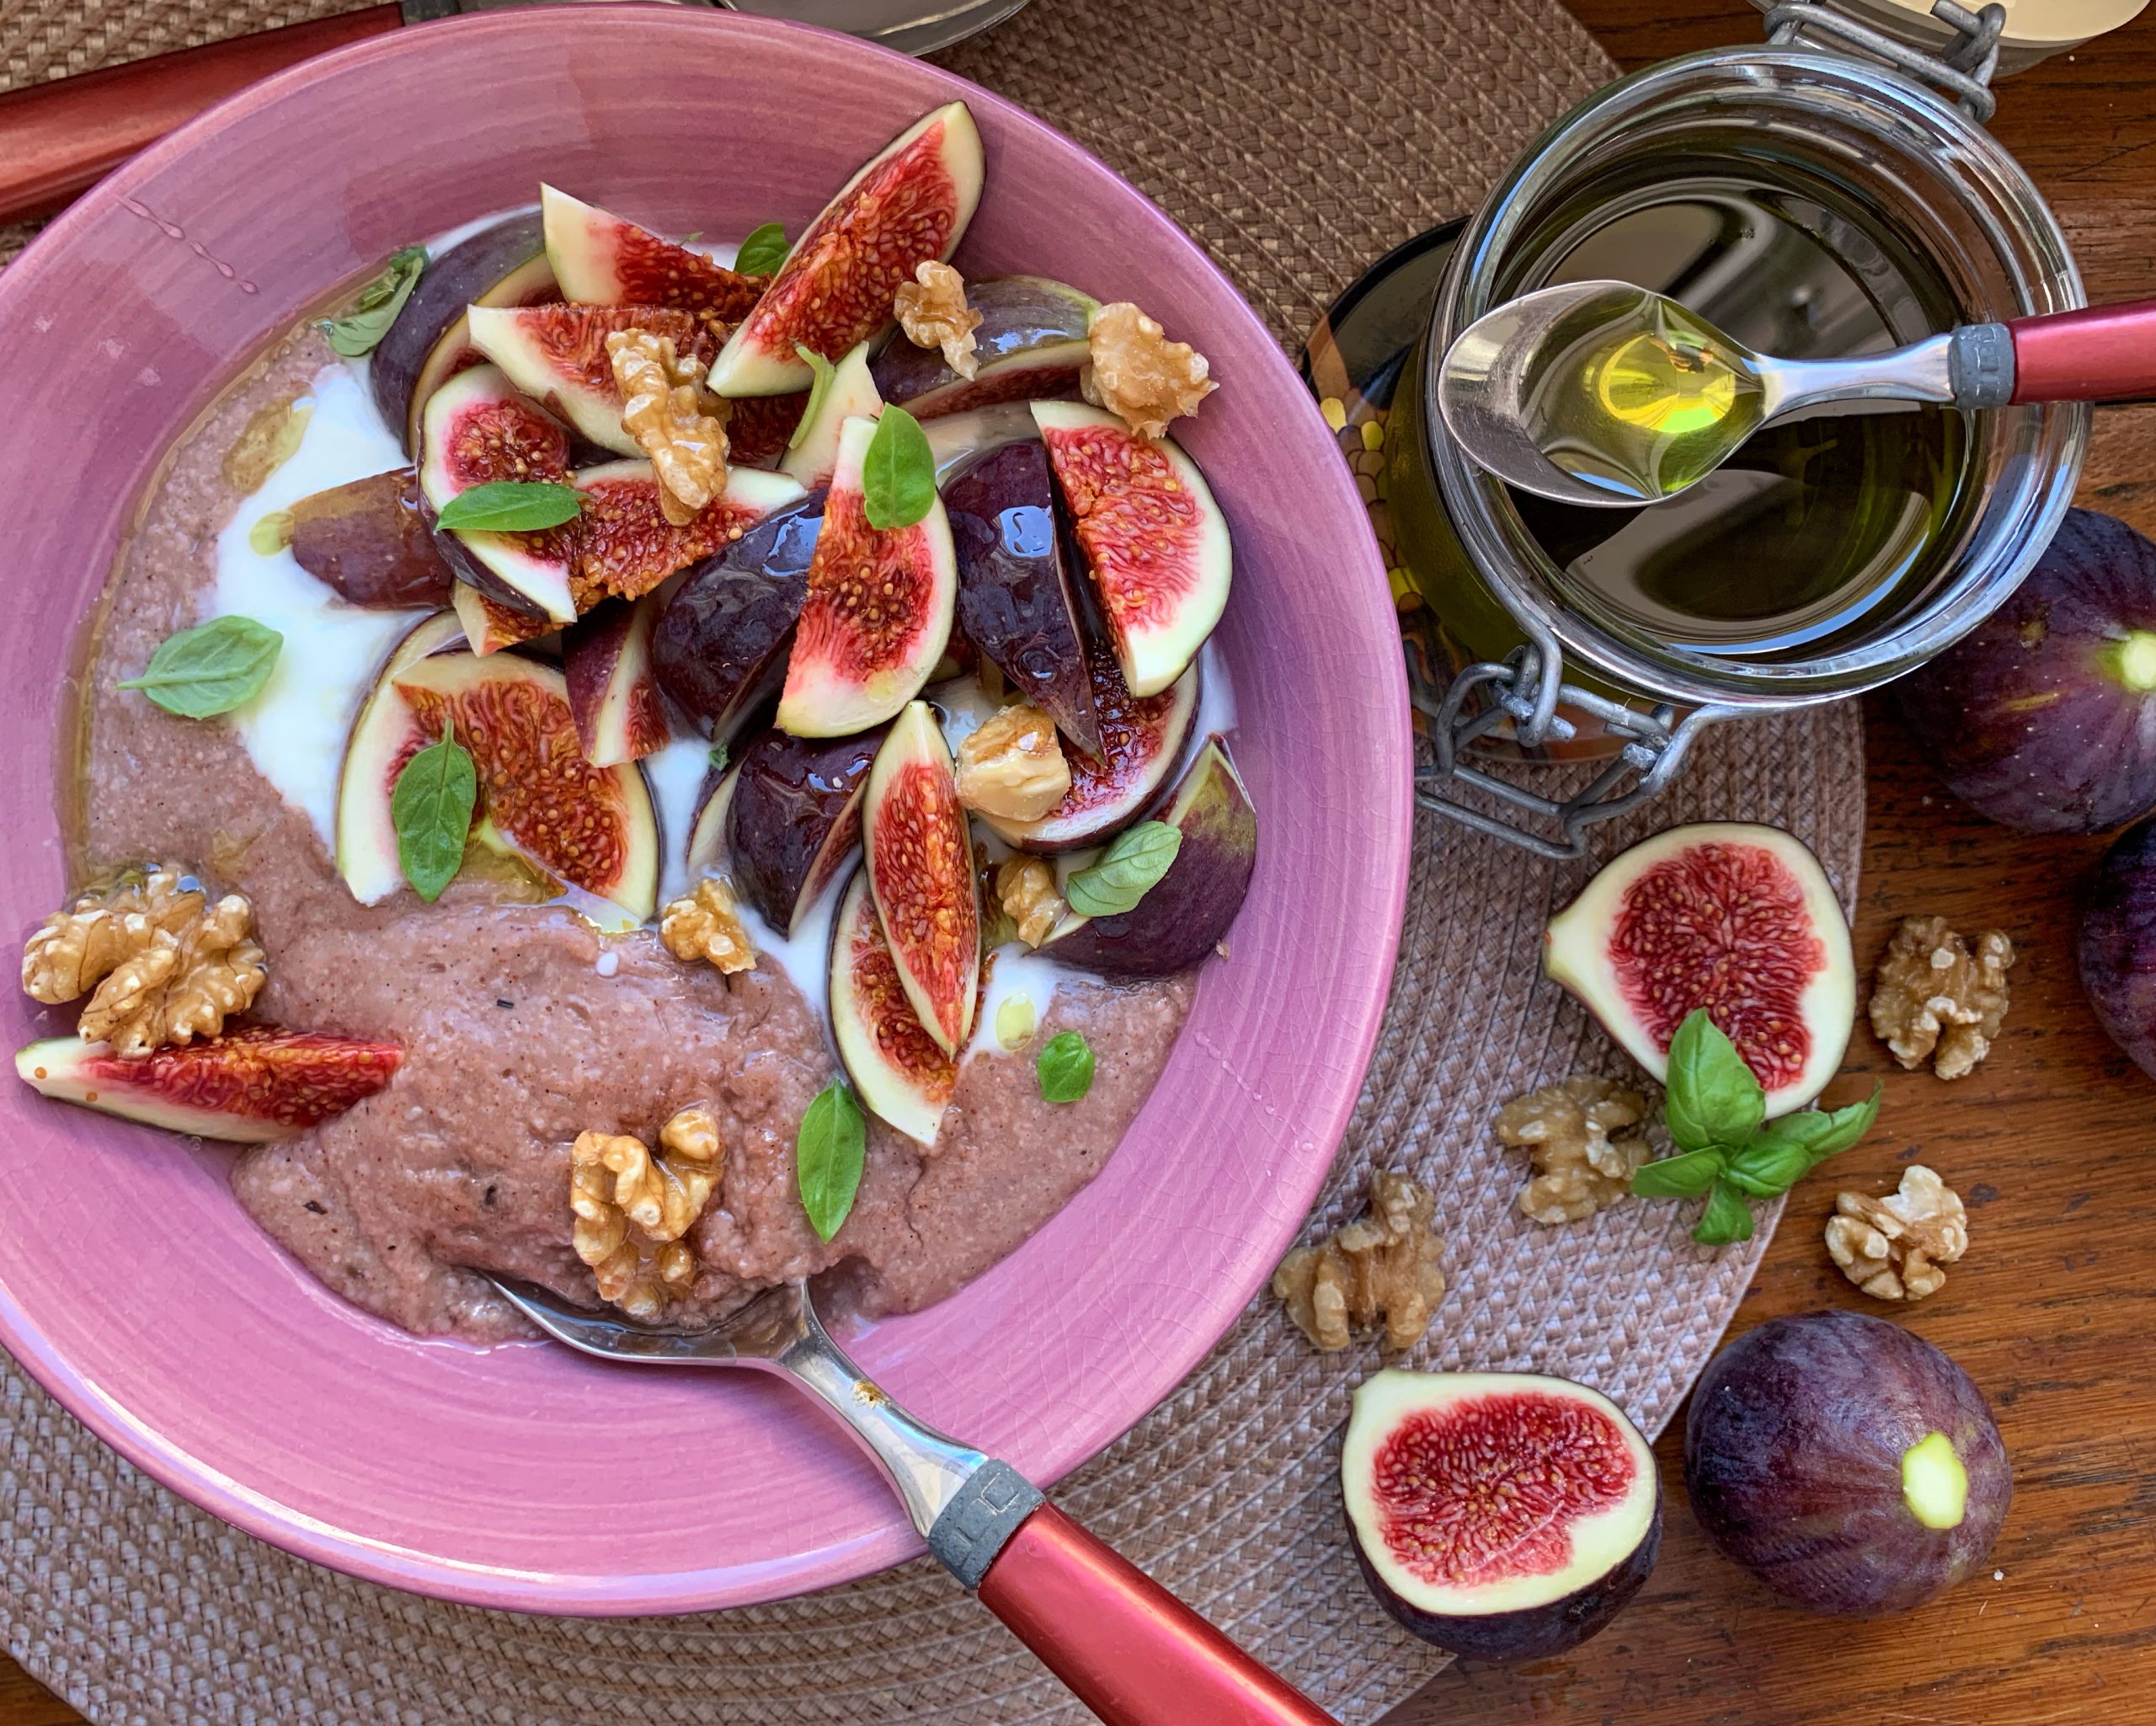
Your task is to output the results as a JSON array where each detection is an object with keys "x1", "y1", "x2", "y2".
[{"x1": 0, "y1": 1, "x2": 1870, "y2": 1721}]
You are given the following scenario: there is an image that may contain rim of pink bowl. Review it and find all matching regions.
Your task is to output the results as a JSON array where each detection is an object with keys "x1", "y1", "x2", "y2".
[{"x1": 0, "y1": 3, "x2": 1410, "y2": 1613}]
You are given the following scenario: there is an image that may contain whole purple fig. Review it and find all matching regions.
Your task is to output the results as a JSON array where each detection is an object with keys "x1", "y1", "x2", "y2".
[{"x1": 2079, "y1": 817, "x2": 2156, "y2": 1078}]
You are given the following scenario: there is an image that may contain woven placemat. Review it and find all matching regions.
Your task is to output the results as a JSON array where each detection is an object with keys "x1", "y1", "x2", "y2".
[{"x1": 0, "y1": 2, "x2": 1869, "y2": 1721}]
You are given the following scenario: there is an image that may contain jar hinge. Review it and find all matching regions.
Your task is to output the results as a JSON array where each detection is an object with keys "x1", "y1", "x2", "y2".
[{"x1": 1763, "y1": 0, "x2": 2006, "y2": 120}]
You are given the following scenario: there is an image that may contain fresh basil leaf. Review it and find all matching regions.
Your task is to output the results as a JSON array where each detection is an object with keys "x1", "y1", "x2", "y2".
[
  {"x1": 433, "y1": 480, "x2": 584, "y2": 533},
  {"x1": 1630, "y1": 1146, "x2": 1726, "y2": 1200},
  {"x1": 796, "y1": 1082, "x2": 867, "y2": 1241},
  {"x1": 788, "y1": 344, "x2": 839, "y2": 452},
  {"x1": 1065, "y1": 821, "x2": 1183, "y2": 918},
  {"x1": 1693, "y1": 1178, "x2": 1758, "y2": 1247},
  {"x1": 735, "y1": 222, "x2": 789, "y2": 276},
  {"x1": 1722, "y1": 1136, "x2": 1812, "y2": 1198},
  {"x1": 1036, "y1": 1031, "x2": 1095, "y2": 1103},
  {"x1": 117, "y1": 615, "x2": 283, "y2": 718},
  {"x1": 862, "y1": 406, "x2": 937, "y2": 532},
  {"x1": 391, "y1": 726, "x2": 478, "y2": 902},
  {"x1": 1663, "y1": 1009, "x2": 1764, "y2": 1152},
  {"x1": 1754, "y1": 1083, "x2": 1885, "y2": 1168},
  {"x1": 321, "y1": 244, "x2": 427, "y2": 358}
]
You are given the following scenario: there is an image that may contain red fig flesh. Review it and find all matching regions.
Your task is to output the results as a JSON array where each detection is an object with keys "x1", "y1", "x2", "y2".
[
  {"x1": 467, "y1": 302, "x2": 720, "y2": 457},
  {"x1": 451, "y1": 584, "x2": 552, "y2": 657},
  {"x1": 1685, "y1": 1310, "x2": 2011, "y2": 1617},
  {"x1": 1033, "y1": 400, "x2": 1231, "y2": 698},
  {"x1": 570, "y1": 458, "x2": 803, "y2": 607},
  {"x1": 721, "y1": 727, "x2": 883, "y2": 938},
  {"x1": 17, "y1": 1029, "x2": 404, "y2": 1142},
  {"x1": 287, "y1": 467, "x2": 454, "y2": 609},
  {"x1": 863, "y1": 701, "x2": 979, "y2": 1056},
  {"x1": 563, "y1": 593, "x2": 669, "y2": 767},
  {"x1": 1543, "y1": 823, "x2": 1854, "y2": 1117},
  {"x1": 829, "y1": 868, "x2": 956, "y2": 1146},
  {"x1": 708, "y1": 101, "x2": 985, "y2": 398},
  {"x1": 418, "y1": 364, "x2": 577, "y2": 623},
  {"x1": 871, "y1": 275, "x2": 1097, "y2": 420},
  {"x1": 541, "y1": 184, "x2": 765, "y2": 320},
  {"x1": 1343, "y1": 1370, "x2": 1662, "y2": 1662}
]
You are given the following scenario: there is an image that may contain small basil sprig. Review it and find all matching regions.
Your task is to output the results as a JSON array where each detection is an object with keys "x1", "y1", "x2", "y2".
[
  {"x1": 434, "y1": 480, "x2": 583, "y2": 534},
  {"x1": 1037, "y1": 1031, "x2": 1095, "y2": 1103},
  {"x1": 1065, "y1": 821, "x2": 1182, "y2": 917},
  {"x1": 321, "y1": 245, "x2": 426, "y2": 358},
  {"x1": 797, "y1": 1082, "x2": 867, "y2": 1241},
  {"x1": 734, "y1": 222, "x2": 789, "y2": 276},
  {"x1": 118, "y1": 615, "x2": 283, "y2": 718},
  {"x1": 1633, "y1": 1009, "x2": 1881, "y2": 1246},
  {"x1": 391, "y1": 725, "x2": 478, "y2": 902},
  {"x1": 862, "y1": 406, "x2": 936, "y2": 532},
  {"x1": 790, "y1": 344, "x2": 837, "y2": 452}
]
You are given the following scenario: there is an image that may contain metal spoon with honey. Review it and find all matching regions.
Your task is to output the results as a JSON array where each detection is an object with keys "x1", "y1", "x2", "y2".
[{"x1": 1438, "y1": 278, "x2": 2156, "y2": 508}]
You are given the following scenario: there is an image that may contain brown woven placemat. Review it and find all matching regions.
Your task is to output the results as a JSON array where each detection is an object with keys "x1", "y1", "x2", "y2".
[{"x1": 0, "y1": 2, "x2": 1868, "y2": 1722}]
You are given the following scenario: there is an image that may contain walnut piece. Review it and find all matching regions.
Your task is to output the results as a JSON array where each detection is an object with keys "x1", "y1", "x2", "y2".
[
  {"x1": 607, "y1": 328, "x2": 730, "y2": 527},
  {"x1": 956, "y1": 703, "x2": 1070, "y2": 822},
  {"x1": 1271, "y1": 1169, "x2": 1445, "y2": 1353},
  {"x1": 1494, "y1": 1075, "x2": 1651, "y2": 1225},
  {"x1": 894, "y1": 259, "x2": 982, "y2": 381},
  {"x1": 1825, "y1": 1164, "x2": 1968, "y2": 1301},
  {"x1": 570, "y1": 1105, "x2": 724, "y2": 1320},
  {"x1": 1869, "y1": 915, "x2": 2015, "y2": 1080},
  {"x1": 1081, "y1": 302, "x2": 1217, "y2": 441},
  {"x1": 659, "y1": 877, "x2": 756, "y2": 975},
  {"x1": 22, "y1": 863, "x2": 266, "y2": 1056},
  {"x1": 995, "y1": 855, "x2": 1067, "y2": 949}
]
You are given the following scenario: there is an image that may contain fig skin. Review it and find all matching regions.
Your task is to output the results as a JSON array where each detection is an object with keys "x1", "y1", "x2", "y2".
[
  {"x1": 2078, "y1": 818, "x2": 2156, "y2": 1078},
  {"x1": 1896, "y1": 510, "x2": 2156, "y2": 834},
  {"x1": 723, "y1": 728, "x2": 884, "y2": 938},
  {"x1": 870, "y1": 275, "x2": 1097, "y2": 420},
  {"x1": 1685, "y1": 1310, "x2": 2011, "y2": 1618},
  {"x1": 288, "y1": 468, "x2": 454, "y2": 609},
  {"x1": 563, "y1": 593, "x2": 670, "y2": 767},
  {"x1": 651, "y1": 493, "x2": 825, "y2": 742}
]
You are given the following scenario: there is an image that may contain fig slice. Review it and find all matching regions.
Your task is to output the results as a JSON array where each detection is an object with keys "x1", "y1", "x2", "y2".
[
  {"x1": 1033, "y1": 400, "x2": 1232, "y2": 698},
  {"x1": 418, "y1": 364, "x2": 577, "y2": 623},
  {"x1": 1049, "y1": 737, "x2": 1255, "y2": 977},
  {"x1": 1542, "y1": 822, "x2": 1856, "y2": 1117},
  {"x1": 451, "y1": 583, "x2": 552, "y2": 656},
  {"x1": 371, "y1": 211, "x2": 559, "y2": 457},
  {"x1": 564, "y1": 592, "x2": 669, "y2": 767},
  {"x1": 335, "y1": 609, "x2": 471, "y2": 906},
  {"x1": 974, "y1": 639, "x2": 1198, "y2": 852},
  {"x1": 683, "y1": 758, "x2": 740, "y2": 883},
  {"x1": 388, "y1": 650, "x2": 660, "y2": 920},
  {"x1": 16, "y1": 1029, "x2": 404, "y2": 1143},
  {"x1": 828, "y1": 867, "x2": 957, "y2": 1146},
  {"x1": 541, "y1": 184, "x2": 765, "y2": 320},
  {"x1": 776, "y1": 415, "x2": 957, "y2": 738},
  {"x1": 780, "y1": 340, "x2": 881, "y2": 490},
  {"x1": 287, "y1": 467, "x2": 455, "y2": 610},
  {"x1": 1343, "y1": 1369, "x2": 1662, "y2": 1663},
  {"x1": 863, "y1": 700, "x2": 979, "y2": 1055},
  {"x1": 466, "y1": 302, "x2": 720, "y2": 457},
  {"x1": 942, "y1": 436, "x2": 1102, "y2": 755},
  {"x1": 871, "y1": 275, "x2": 1098, "y2": 420},
  {"x1": 721, "y1": 726, "x2": 884, "y2": 937},
  {"x1": 707, "y1": 100, "x2": 985, "y2": 398},
  {"x1": 571, "y1": 458, "x2": 804, "y2": 608}
]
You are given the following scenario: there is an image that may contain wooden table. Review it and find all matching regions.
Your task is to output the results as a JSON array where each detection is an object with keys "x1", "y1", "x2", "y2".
[{"x1": 2, "y1": 3, "x2": 2153, "y2": 1721}]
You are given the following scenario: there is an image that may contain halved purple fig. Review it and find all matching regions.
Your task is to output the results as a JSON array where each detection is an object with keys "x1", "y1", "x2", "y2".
[
  {"x1": 16, "y1": 1029, "x2": 403, "y2": 1143},
  {"x1": 564, "y1": 592, "x2": 669, "y2": 767},
  {"x1": 571, "y1": 458, "x2": 804, "y2": 607},
  {"x1": 418, "y1": 364, "x2": 577, "y2": 622},
  {"x1": 776, "y1": 414, "x2": 956, "y2": 737},
  {"x1": 1344, "y1": 1370, "x2": 1662, "y2": 1662},
  {"x1": 975, "y1": 639, "x2": 1198, "y2": 852},
  {"x1": 371, "y1": 212, "x2": 559, "y2": 457},
  {"x1": 541, "y1": 184, "x2": 765, "y2": 320},
  {"x1": 708, "y1": 101, "x2": 985, "y2": 398},
  {"x1": 1049, "y1": 737, "x2": 1255, "y2": 976},
  {"x1": 942, "y1": 437, "x2": 1102, "y2": 755},
  {"x1": 652, "y1": 492, "x2": 825, "y2": 740},
  {"x1": 780, "y1": 340, "x2": 881, "y2": 490},
  {"x1": 829, "y1": 868, "x2": 956, "y2": 1146},
  {"x1": 721, "y1": 727, "x2": 883, "y2": 937},
  {"x1": 466, "y1": 302, "x2": 720, "y2": 457},
  {"x1": 1034, "y1": 400, "x2": 1232, "y2": 698},
  {"x1": 334, "y1": 609, "x2": 473, "y2": 903},
  {"x1": 871, "y1": 275, "x2": 1097, "y2": 420},
  {"x1": 452, "y1": 583, "x2": 552, "y2": 656},
  {"x1": 288, "y1": 467, "x2": 455, "y2": 609},
  {"x1": 863, "y1": 701, "x2": 979, "y2": 1055}
]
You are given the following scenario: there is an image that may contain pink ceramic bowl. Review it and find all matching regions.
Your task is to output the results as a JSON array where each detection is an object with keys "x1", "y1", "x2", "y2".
[{"x1": 0, "y1": 6, "x2": 1409, "y2": 1611}]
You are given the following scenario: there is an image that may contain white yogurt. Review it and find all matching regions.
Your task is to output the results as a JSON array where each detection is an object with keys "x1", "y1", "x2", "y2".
[{"x1": 643, "y1": 727, "x2": 719, "y2": 906}]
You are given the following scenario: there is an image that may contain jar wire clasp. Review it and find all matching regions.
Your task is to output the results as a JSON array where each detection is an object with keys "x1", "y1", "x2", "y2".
[{"x1": 1763, "y1": 0, "x2": 2006, "y2": 120}]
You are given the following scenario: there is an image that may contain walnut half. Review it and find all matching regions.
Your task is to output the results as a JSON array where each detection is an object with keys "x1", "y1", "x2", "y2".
[
  {"x1": 995, "y1": 855, "x2": 1067, "y2": 949},
  {"x1": 1493, "y1": 1075, "x2": 1651, "y2": 1225},
  {"x1": 1081, "y1": 302, "x2": 1217, "y2": 441},
  {"x1": 1272, "y1": 1169, "x2": 1445, "y2": 1353},
  {"x1": 956, "y1": 703, "x2": 1070, "y2": 823},
  {"x1": 660, "y1": 877, "x2": 756, "y2": 975},
  {"x1": 570, "y1": 1105, "x2": 724, "y2": 1319},
  {"x1": 1825, "y1": 1164, "x2": 1967, "y2": 1301},
  {"x1": 608, "y1": 328, "x2": 729, "y2": 527},
  {"x1": 894, "y1": 259, "x2": 982, "y2": 381},
  {"x1": 1869, "y1": 915, "x2": 2014, "y2": 1080},
  {"x1": 21, "y1": 863, "x2": 266, "y2": 1056}
]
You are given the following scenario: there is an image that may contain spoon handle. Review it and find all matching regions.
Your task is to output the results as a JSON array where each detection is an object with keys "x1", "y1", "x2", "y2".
[{"x1": 2006, "y1": 298, "x2": 2156, "y2": 405}]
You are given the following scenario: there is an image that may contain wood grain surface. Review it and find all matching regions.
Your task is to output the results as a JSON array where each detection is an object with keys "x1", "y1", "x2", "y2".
[{"x1": 3, "y1": 2, "x2": 2154, "y2": 1721}]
